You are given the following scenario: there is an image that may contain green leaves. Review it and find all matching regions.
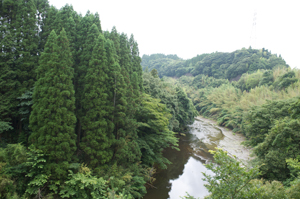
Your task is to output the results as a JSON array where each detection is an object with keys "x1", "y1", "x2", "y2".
[
  {"x1": 142, "y1": 48, "x2": 288, "y2": 80},
  {"x1": 29, "y1": 29, "x2": 77, "y2": 181},
  {"x1": 242, "y1": 98, "x2": 295, "y2": 146},
  {"x1": 203, "y1": 149, "x2": 260, "y2": 199},
  {"x1": 198, "y1": 149, "x2": 300, "y2": 199},
  {"x1": 143, "y1": 71, "x2": 197, "y2": 132},
  {"x1": 80, "y1": 33, "x2": 114, "y2": 167},
  {"x1": 0, "y1": 121, "x2": 13, "y2": 134},
  {"x1": 0, "y1": 144, "x2": 28, "y2": 196},
  {"x1": 60, "y1": 170, "x2": 107, "y2": 199},
  {"x1": 25, "y1": 145, "x2": 48, "y2": 196},
  {"x1": 0, "y1": 1, "x2": 203, "y2": 198},
  {"x1": 137, "y1": 94, "x2": 178, "y2": 168},
  {"x1": 254, "y1": 118, "x2": 300, "y2": 181}
]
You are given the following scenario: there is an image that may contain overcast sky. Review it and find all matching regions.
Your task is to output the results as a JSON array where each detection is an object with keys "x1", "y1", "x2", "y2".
[{"x1": 48, "y1": 0, "x2": 300, "y2": 68}]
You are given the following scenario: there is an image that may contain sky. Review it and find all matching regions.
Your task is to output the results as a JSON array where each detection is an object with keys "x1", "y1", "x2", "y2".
[{"x1": 48, "y1": 0, "x2": 300, "y2": 68}]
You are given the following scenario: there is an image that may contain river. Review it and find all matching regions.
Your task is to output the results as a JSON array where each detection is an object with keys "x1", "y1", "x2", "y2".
[{"x1": 143, "y1": 116, "x2": 252, "y2": 199}]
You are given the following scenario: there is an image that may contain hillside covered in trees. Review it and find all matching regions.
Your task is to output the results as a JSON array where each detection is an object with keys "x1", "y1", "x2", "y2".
[
  {"x1": 143, "y1": 51, "x2": 300, "y2": 198},
  {"x1": 0, "y1": 1, "x2": 197, "y2": 198},
  {"x1": 142, "y1": 48, "x2": 288, "y2": 80}
]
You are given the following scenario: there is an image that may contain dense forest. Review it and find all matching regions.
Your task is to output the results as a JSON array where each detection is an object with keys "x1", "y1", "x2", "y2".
[
  {"x1": 0, "y1": 1, "x2": 197, "y2": 198},
  {"x1": 143, "y1": 51, "x2": 300, "y2": 198},
  {"x1": 2, "y1": 0, "x2": 300, "y2": 198},
  {"x1": 141, "y1": 48, "x2": 287, "y2": 80}
]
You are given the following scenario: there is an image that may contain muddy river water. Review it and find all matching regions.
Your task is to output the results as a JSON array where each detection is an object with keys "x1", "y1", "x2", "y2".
[{"x1": 143, "y1": 116, "x2": 252, "y2": 199}]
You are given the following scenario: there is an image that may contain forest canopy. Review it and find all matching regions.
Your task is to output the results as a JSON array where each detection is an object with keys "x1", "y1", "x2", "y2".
[
  {"x1": 0, "y1": 1, "x2": 196, "y2": 198},
  {"x1": 142, "y1": 48, "x2": 288, "y2": 80}
]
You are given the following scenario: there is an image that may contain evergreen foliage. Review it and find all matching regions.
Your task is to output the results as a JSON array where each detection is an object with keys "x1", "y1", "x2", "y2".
[
  {"x1": 0, "y1": 0, "x2": 39, "y2": 143},
  {"x1": 17, "y1": 89, "x2": 33, "y2": 145},
  {"x1": 15, "y1": 0, "x2": 39, "y2": 94},
  {"x1": 39, "y1": 5, "x2": 58, "y2": 51},
  {"x1": 77, "y1": 23, "x2": 100, "y2": 87},
  {"x1": 80, "y1": 34, "x2": 114, "y2": 168},
  {"x1": 29, "y1": 29, "x2": 77, "y2": 181},
  {"x1": 129, "y1": 34, "x2": 143, "y2": 91},
  {"x1": 6, "y1": 1, "x2": 300, "y2": 198},
  {"x1": 107, "y1": 26, "x2": 121, "y2": 61},
  {"x1": 75, "y1": 24, "x2": 100, "y2": 149},
  {"x1": 0, "y1": 1, "x2": 182, "y2": 197},
  {"x1": 112, "y1": 33, "x2": 141, "y2": 167}
]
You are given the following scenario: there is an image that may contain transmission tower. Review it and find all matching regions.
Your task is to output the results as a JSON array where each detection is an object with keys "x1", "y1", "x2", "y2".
[{"x1": 250, "y1": 10, "x2": 257, "y2": 48}]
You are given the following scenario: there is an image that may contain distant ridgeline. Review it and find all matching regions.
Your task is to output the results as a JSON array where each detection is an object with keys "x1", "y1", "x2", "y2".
[{"x1": 141, "y1": 48, "x2": 288, "y2": 80}]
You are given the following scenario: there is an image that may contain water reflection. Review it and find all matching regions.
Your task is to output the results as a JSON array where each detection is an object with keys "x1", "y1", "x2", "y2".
[
  {"x1": 143, "y1": 136, "x2": 193, "y2": 199},
  {"x1": 168, "y1": 157, "x2": 214, "y2": 199},
  {"x1": 143, "y1": 119, "x2": 222, "y2": 199}
]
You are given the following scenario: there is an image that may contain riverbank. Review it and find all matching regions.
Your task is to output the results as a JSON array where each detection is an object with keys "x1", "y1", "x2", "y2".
[
  {"x1": 195, "y1": 116, "x2": 253, "y2": 164},
  {"x1": 144, "y1": 117, "x2": 254, "y2": 199}
]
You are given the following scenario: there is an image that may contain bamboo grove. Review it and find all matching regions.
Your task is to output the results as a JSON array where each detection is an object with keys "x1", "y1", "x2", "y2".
[{"x1": 0, "y1": 1, "x2": 196, "y2": 198}]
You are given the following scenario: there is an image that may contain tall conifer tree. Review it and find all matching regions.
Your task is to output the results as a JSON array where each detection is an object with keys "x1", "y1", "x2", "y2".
[
  {"x1": 0, "y1": 0, "x2": 40, "y2": 139},
  {"x1": 129, "y1": 34, "x2": 143, "y2": 92},
  {"x1": 35, "y1": 0, "x2": 51, "y2": 56},
  {"x1": 80, "y1": 34, "x2": 114, "y2": 168},
  {"x1": 49, "y1": 5, "x2": 77, "y2": 66},
  {"x1": 74, "y1": 13, "x2": 100, "y2": 93},
  {"x1": 119, "y1": 33, "x2": 132, "y2": 75},
  {"x1": 104, "y1": 40, "x2": 117, "y2": 112},
  {"x1": 93, "y1": 12, "x2": 102, "y2": 33},
  {"x1": 39, "y1": 5, "x2": 58, "y2": 52},
  {"x1": 104, "y1": 39, "x2": 129, "y2": 161},
  {"x1": 75, "y1": 24, "x2": 100, "y2": 147},
  {"x1": 15, "y1": 0, "x2": 39, "y2": 93},
  {"x1": 14, "y1": 0, "x2": 39, "y2": 138},
  {"x1": 64, "y1": 16, "x2": 77, "y2": 56},
  {"x1": 75, "y1": 11, "x2": 102, "y2": 65},
  {"x1": 105, "y1": 39, "x2": 127, "y2": 137},
  {"x1": 29, "y1": 29, "x2": 77, "y2": 180},
  {"x1": 108, "y1": 27, "x2": 120, "y2": 62},
  {"x1": 0, "y1": 0, "x2": 19, "y2": 134},
  {"x1": 53, "y1": 4, "x2": 75, "y2": 32},
  {"x1": 112, "y1": 33, "x2": 141, "y2": 166},
  {"x1": 77, "y1": 24, "x2": 100, "y2": 88}
]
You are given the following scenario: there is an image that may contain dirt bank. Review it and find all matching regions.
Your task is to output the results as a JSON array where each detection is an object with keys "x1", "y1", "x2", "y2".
[{"x1": 196, "y1": 116, "x2": 253, "y2": 164}]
